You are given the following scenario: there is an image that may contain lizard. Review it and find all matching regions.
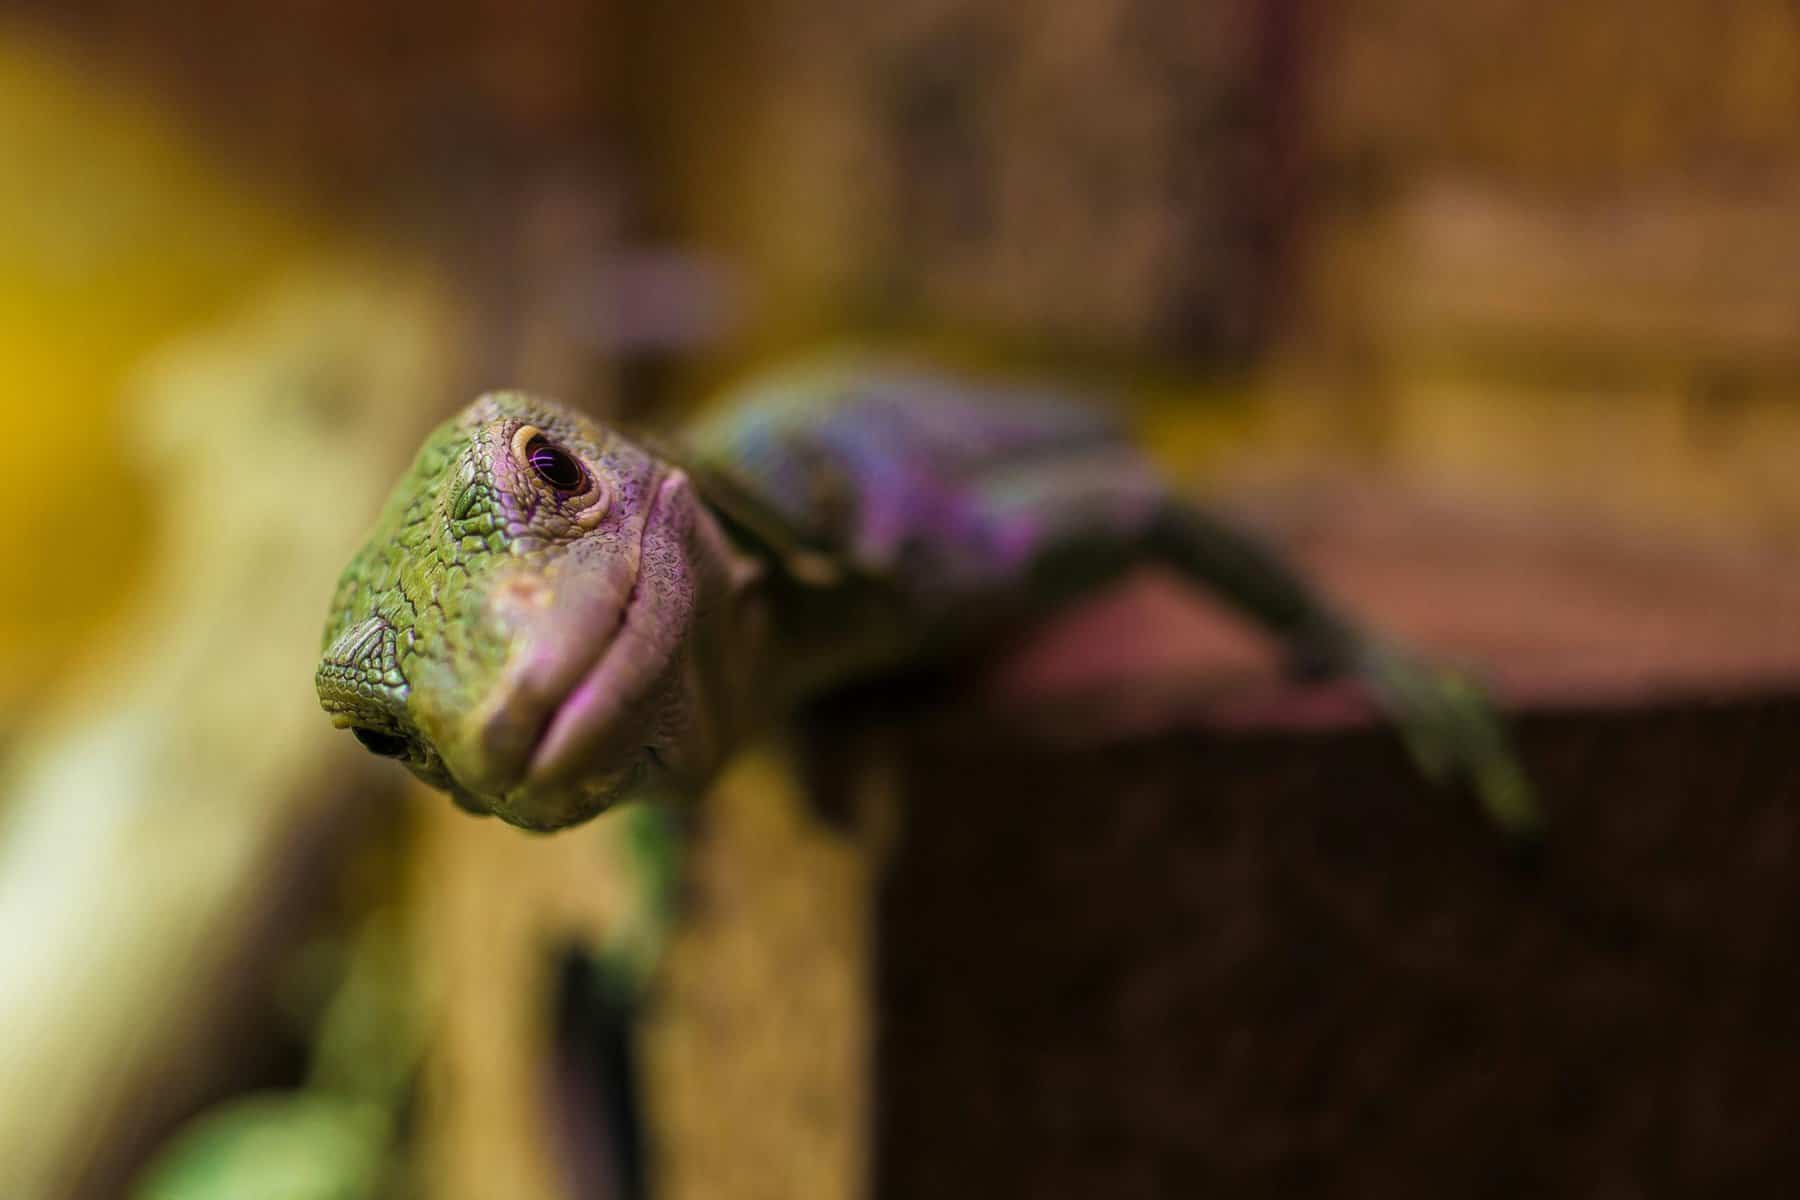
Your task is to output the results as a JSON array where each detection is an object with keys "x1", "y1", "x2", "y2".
[
  {"x1": 316, "y1": 360, "x2": 1536, "y2": 839},
  {"x1": 313, "y1": 361, "x2": 1534, "y2": 1197}
]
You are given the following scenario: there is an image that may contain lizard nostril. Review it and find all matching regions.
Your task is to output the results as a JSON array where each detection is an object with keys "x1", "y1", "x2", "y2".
[{"x1": 350, "y1": 726, "x2": 410, "y2": 758}]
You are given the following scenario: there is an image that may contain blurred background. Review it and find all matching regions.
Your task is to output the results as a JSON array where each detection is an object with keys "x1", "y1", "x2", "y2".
[{"x1": 3, "y1": 1, "x2": 1800, "y2": 1197}]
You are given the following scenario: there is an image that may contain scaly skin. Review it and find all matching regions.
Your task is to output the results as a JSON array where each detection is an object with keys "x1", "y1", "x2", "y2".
[
  {"x1": 317, "y1": 391, "x2": 768, "y2": 830},
  {"x1": 318, "y1": 366, "x2": 1538, "y2": 836}
]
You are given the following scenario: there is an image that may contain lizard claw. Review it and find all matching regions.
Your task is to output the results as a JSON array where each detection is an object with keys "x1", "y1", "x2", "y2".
[{"x1": 1354, "y1": 638, "x2": 1542, "y2": 839}]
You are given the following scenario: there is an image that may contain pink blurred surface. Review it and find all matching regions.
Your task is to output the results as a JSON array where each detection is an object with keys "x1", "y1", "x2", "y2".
[{"x1": 977, "y1": 482, "x2": 1800, "y2": 743}]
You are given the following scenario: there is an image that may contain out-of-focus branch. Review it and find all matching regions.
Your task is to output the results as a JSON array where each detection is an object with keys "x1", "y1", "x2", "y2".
[{"x1": 0, "y1": 263, "x2": 468, "y2": 1199}]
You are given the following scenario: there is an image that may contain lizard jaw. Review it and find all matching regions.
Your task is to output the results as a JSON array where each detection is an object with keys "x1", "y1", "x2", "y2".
[
  {"x1": 446, "y1": 564, "x2": 629, "y2": 805},
  {"x1": 437, "y1": 472, "x2": 675, "y2": 829},
  {"x1": 521, "y1": 472, "x2": 687, "y2": 791},
  {"x1": 455, "y1": 469, "x2": 689, "y2": 831}
]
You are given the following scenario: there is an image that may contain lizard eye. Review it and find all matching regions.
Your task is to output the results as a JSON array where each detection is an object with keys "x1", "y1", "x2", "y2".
[
  {"x1": 524, "y1": 436, "x2": 587, "y2": 495},
  {"x1": 351, "y1": 726, "x2": 410, "y2": 758},
  {"x1": 509, "y1": 424, "x2": 607, "y2": 525}
]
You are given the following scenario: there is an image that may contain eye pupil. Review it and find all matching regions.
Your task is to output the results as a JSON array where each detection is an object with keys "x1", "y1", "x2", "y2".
[
  {"x1": 351, "y1": 726, "x2": 410, "y2": 758},
  {"x1": 525, "y1": 436, "x2": 586, "y2": 493}
]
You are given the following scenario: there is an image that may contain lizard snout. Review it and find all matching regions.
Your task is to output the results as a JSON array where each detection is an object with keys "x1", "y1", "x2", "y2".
[
  {"x1": 316, "y1": 615, "x2": 409, "y2": 736},
  {"x1": 439, "y1": 552, "x2": 640, "y2": 804}
]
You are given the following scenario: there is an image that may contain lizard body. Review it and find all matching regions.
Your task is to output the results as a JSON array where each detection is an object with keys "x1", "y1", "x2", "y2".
[{"x1": 318, "y1": 363, "x2": 1535, "y2": 835}]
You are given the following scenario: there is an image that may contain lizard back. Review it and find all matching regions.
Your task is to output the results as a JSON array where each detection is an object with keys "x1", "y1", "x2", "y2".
[{"x1": 680, "y1": 363, "x2": 1164, "y2": 602}]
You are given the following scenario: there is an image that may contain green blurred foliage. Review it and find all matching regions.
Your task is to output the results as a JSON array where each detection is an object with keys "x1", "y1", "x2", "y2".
[
  {"x1": 135, "y1": 1095, "x2": 392, "y2": 1200},
  {"x1": 137, "y1": 906, "x2": 425, "y2": 1200}
]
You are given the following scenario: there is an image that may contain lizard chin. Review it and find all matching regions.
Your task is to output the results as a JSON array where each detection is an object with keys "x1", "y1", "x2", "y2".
[
  {"x1": 450, "y1": 641, "x2": 677, "y2": 830},
  {"x1": 483, "y1": 752, "x2": 659, "y2": 832}
]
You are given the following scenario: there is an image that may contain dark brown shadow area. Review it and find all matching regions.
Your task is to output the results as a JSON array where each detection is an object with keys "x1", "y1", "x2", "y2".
[{"x1": 868, "y1": 487, "x2": 1800, "y2": 1198}]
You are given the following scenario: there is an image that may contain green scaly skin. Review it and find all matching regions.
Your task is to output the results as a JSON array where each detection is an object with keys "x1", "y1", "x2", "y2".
[
  {"x1": 317, "y1": 367, "x2": 1539, "y2": 840},
  {"x1": 317, "y1": 391, "x2": 767, "y2": 831}
]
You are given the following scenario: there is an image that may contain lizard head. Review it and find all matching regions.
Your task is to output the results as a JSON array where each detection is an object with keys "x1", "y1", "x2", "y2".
[{"x1": 316, "y1": 391, "x2": 718, "y2": 831}]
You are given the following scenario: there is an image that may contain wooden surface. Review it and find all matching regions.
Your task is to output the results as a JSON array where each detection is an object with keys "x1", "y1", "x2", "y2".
[{"x1": 862, "y1": 485, "x2": 1800, "y2": 1198}]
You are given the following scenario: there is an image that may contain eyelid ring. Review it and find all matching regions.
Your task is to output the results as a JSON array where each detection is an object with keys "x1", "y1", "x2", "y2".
[{"x1": 510, "y1": 424, "x2": 609, "y2": 527}]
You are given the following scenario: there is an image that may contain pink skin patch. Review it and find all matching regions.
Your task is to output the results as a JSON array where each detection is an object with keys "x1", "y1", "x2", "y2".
[{"x1": 526, "y1": 471, "x2": 689, "y2": 787}]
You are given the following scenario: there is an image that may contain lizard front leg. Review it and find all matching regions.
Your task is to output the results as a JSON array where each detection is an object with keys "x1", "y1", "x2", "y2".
[
  {"x1": 965, "y1": 456, "x2": 1539, "y2": 837},
  {"x1": 1141, "y1": 501, "x2": 1540, "y2": 837}
]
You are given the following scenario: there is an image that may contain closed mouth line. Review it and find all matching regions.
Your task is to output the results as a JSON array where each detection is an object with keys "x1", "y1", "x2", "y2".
[{"x1": 523, "y1": 468, "x2": 669, "y2": 777}]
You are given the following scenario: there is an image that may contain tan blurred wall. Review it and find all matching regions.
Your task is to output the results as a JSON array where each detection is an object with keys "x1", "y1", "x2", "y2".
[
  {"x1": 621, "y1": 0, "x2": 1800, "y2": 552},
  {"x1": 1294, "y1": 0, "x2": 1800, "y2": 543}
]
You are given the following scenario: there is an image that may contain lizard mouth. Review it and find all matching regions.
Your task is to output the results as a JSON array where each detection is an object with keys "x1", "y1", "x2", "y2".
[
  {"x1": 444, "y1": 468, "x2": 677, "y2": 828},
  {"x1": 502, "y1": 470, "x2": 682, "y2": 820}
]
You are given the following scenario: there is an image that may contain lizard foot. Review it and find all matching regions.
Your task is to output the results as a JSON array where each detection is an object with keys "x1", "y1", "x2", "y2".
[{"x1": 1353, "y1": 637, "x2": 1541, "y2": 839}]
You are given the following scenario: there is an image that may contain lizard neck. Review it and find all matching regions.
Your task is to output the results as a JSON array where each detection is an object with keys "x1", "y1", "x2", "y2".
[
  {"x1": 676, "y1": 497, "x2": 920, "y2": 788},
  {"x1": 673, "y1": 498, "x2": 781, "y2": 782}
]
